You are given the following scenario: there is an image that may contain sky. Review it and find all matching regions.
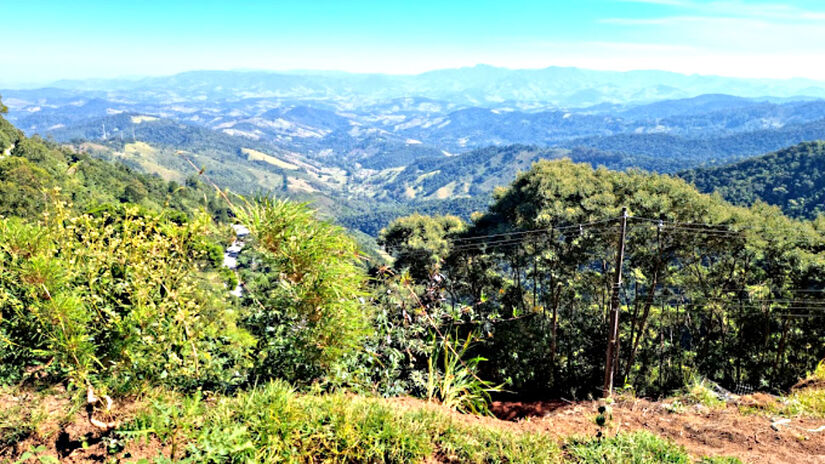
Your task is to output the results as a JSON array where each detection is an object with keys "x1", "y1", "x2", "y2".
[{"x1": 3, "y1": 0, "x2": 825, "y2": 85}]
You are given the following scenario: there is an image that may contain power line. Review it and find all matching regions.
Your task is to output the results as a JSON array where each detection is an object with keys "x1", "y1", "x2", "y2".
[
  {"x1": 395, "y1": 214, "x2": 819, "y2": 258},
  {"x1": 448, "y1": 217, "x2": 619, "y2": 244}
]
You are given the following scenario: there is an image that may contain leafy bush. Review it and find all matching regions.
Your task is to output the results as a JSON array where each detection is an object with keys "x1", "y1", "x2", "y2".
[
  {"x1": 236, "y1": 199, "x2": 371, "y2": 384},
  {"x1": 0, "y1": 200, "x2": 253, "y2": 391}
]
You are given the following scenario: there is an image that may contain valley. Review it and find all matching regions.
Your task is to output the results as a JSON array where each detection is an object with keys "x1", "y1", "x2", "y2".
[
  {"x1": 3, "y1": 65, "x2": 825, "y2": 464},
  {"x1": 7, "y1": 68, "x2": 825, "y2": 240}
]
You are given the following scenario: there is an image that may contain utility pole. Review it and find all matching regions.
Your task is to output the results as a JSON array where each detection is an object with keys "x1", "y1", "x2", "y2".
[{"x1": 603, "y1": 207, "x2": 628, "y2": 397}]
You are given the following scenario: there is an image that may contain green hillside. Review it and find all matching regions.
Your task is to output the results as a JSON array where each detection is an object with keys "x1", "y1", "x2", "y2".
[
  {"x1": 0, "y1": 108, "x2": 227, "y2": 221},
  {"x1": 1, "y1": 99, "x2": 822, "y2": 462},
  {"x1": 680, "y1": 141, "x2": 825, "y2": 219}
]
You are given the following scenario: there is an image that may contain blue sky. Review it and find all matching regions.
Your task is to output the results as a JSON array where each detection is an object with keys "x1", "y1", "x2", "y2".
[{"x1": 3, "y1": 0, "x2": 825, "y2": 85}]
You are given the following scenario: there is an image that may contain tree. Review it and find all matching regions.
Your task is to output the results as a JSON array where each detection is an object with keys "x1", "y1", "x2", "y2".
[
  {"x1": 382, "y1": 159, "x2": 825, "y2": 397},
  {"x1": 379, "y1": 214, "x2": 466, "y2": 281},
  {"x1": 237, "y1": 199, "x2": 371, "y2": 383}
]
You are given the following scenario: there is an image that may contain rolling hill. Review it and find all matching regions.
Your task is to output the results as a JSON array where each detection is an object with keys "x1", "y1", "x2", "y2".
[{"x1": 679, "y1": 140, "x2": 825, "y2": 219}]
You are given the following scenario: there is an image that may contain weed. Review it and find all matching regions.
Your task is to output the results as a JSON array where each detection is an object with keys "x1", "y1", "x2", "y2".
[
  {"x1": 425, "y1": 332, "x2": 502, "y2": 414},
  {"x1": 683, "y1": 377, "x2": 726, "y2": 409},
  {"x1": 565, "y1": 431, "x2": 741, "y2": 464}
]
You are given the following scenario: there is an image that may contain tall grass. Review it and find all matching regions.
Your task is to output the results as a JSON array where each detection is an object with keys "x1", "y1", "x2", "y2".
[
  {"x1": 425, "y1": 333, "x2": 502, "y2": 414},
  {"x1": 124, "y1": 381, "x2": 561, "y2": 464}
]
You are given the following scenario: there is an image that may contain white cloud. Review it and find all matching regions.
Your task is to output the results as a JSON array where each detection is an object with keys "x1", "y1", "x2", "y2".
[{"x1": 615, "y1": 0, "x2": 825, "y2": 20}]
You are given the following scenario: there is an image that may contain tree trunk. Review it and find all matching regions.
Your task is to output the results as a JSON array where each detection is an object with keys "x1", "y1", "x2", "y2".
[
  {"x1": 624, "y1": 268, "x2": 658, "y2": 383},
  {"x1": 772, "y1": 318, "x2": 790, "y2": 378}
]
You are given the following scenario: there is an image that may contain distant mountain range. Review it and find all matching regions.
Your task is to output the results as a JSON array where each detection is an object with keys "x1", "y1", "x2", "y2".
[
  {"x1": 26, "y1": 66, "x2": 825, "y2": 107},
  {"x1": 4, "y1": 66, "x2": 825, "y2": 233}
]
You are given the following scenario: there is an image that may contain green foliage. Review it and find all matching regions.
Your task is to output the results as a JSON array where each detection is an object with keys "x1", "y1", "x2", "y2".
[
  {"x1": 0, "y1": 156, "x2": 52, "y2": 217},
  {"x1": 0, "y1": 113, "x2": 225, "y2": 222},
  {"x1": 0, "y1": 201, "x2": 253, "y2": 391},
  {"x1": 123, "y1": 381, "x2": 562, "y2": 464},
  {"x1": 236, "y1": 198, "x2": 371, "y2": 384},
  {"x1": 382, "y1": 159, "x2": 825, "y2": 398},
  {"x1": 379, "y1": 213, "x2": 467, "y2": 278},
  {"x1": 0, "y1": 102, "x2": 22, "y2": 155},
  {"x1": 565, "y1": 432, "x2": 740, "y2": 464},
  {"x1": 338, "y1": 196, "x2": 489, "y2": 238},
  {"x1": 682, "y1": 141, "x2": 825, "y2": 219},
  {"x1": 425, "y1": 333, "x2": 501, "y2": 414}
]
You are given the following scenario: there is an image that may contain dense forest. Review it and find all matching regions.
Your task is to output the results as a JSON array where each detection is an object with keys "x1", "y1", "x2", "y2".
[
  {"x1": 1, "y1": 99, "x2": 823, "y2": 462},
  {"x1": 379, "y1": 160, "x2": 825, "y2": 397},
  {"x1": 680, "y1": 141, "x2": 825, "y2": 219},
  {"x1": 0, "y1": 108, "x2": 228, "y2": 221},
  {"x1": 561, "y1": 118, "x2": 825, "y2": 169}
]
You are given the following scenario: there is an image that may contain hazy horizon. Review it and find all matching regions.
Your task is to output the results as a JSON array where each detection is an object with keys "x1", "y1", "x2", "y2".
[
  {"x1": 5, "y1": 62, "x2": 825, "y2": 91},
  {"x1": 5, "y1": 0, "x2": 825, "y2": 87}
]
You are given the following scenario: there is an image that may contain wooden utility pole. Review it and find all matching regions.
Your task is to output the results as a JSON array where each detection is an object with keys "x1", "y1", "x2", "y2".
[{"x1": 603, "y1": 207, "x2": 628, "y2": 397}]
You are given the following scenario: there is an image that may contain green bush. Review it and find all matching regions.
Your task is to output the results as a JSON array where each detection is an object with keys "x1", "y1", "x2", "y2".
[
  {"x1": 237, "y1": 199, "x2": 371, "y2": 384},
  {"x1": 0, "y1": 201, "x2": 254, "y2": 391},
  {"x1": 425, "y1": 333, "x2": 501, "y2": 414}
]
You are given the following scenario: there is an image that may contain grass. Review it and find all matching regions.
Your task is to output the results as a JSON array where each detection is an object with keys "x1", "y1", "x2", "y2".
[
  {"x1": 241, "y1": 147, "x2": 299, "y2": 170},
  {"x1": 564, "y1": 432, "x2": 743, "y2": 464},
  {"x1": 0, "y1": 383, "x2": 756, "y2": 463},
  {"x1": 738, "y1": 361, "x2": 825, "y2": 419},
  {"x1": 0, "y1": 401, "x2": 37, "y2": 449},
  {"x1": 770, "y1": 361, "x2": 825, "y2": 418},
  {"x1": 122, "y1": 381, "x2": 562, "y2": 463},
  {"x1": 777, "y1": 388, "x2": 825, "y2": 418},
  {"x1": 683, "y1": 378, "x2": 726, "y2": 410},
  {"x1": 112, "y1": 382, "x2": 747, "y2": 464}
]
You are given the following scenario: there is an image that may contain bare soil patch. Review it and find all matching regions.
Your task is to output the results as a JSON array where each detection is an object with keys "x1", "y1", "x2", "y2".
[
  {"x1": 3, "y1": 389, "x2": 824, "y2": 463},
  {"x1": 492, "y1": 397, "x2": 825, "y2": 464}
]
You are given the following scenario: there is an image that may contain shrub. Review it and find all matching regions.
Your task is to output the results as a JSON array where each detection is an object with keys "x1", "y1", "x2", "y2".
[
  {"x1": 425, "y1": 333, "x2": 501, "y2": 414},
  {"x1": 0, "y1": 201, "x2": 254, "y2": 391},
  {"x1": 236, "y1": 199, "x2": 371, "y2": 384}
]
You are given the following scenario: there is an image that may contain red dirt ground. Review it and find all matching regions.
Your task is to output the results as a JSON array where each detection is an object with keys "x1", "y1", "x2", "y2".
[
  {"x1": 490, "y1": 396, "x2": 825, "y2": 464},
  {"x1": 3, "y1": 389, "x2": 824, "y2": 463}
]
